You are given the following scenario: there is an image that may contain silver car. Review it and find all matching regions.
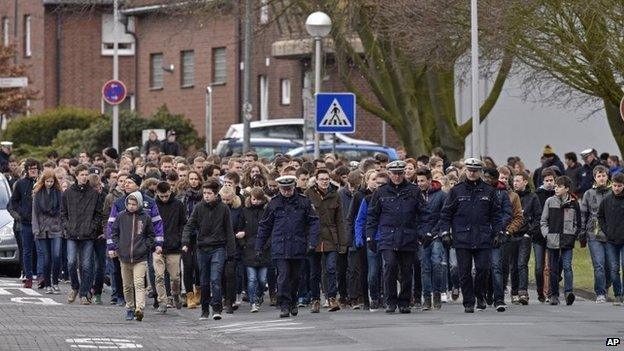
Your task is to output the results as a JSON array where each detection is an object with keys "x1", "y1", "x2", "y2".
[{"x1": 0, "y1": 174, "x2": 19, "y2": 274}]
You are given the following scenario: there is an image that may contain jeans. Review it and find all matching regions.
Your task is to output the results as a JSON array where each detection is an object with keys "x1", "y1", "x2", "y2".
[
  {"x1": 548, "y1": 248, "x2": 573, "y2": 296},
  {"x1": 297, "y1": 259, "x2": 310, "y2": 301},
  {"x1": 347, "y1": 247, "x2": 368, "y2": 304},
  {"x1": 606, "y1": 242, "x2": 624, "y2": 297},
  {"x1": 421, "y1": 240, "x2": 447, "y2": 297},
  {"x1": 111, "y1": 257, "x2": 124, "y2": 302},
  {"x1": 447, "y1": 247, "x2": 459, "y2": 291},
  {"x1": 246, "y1": 266, "x2": 267, "y2": 305},
  {"x1": 588, "y1": 240, "x2": 608, "y2": 296},
  {"x1": 275, "y1": 259, "x2": 303, "y2": 309},
  {"x1": 533, "y1": 242, "x2": 546, "y2": 297},
  {"x1": 381, "y1": 250, "x2": 414, "y2": 308},
  {"x1": 514, "y1": 236, "x2": 532, "y2": 294},
  {"x1": 21, "y1": 223, "x2": 44, "y2": 279},
  {"x1": 489, "y1": 246, "x2": 504, "y2": 304},
  {"x1": 412, "y1": 249, "x2": 422, "y2": 302},
  {"x1": 38, "y1": 237, "x2": 62, "y2": 287},
  {"x1": 367, "y1": 248, "x2": 382, "y2": 302},
  {"x1": 67, "y1": 239, "x2": 95, "y2": 298},
  {"x1": 60, "y1": 238, "x2": 69, "y2": 280},
  {"x1": 92, "y1": 238, "x2": 107, "y2": 295},
  {"x1": 197, "y1": 247, "x2": 226, "y2": 312},
  {"x1": 456, "y1": 248, "x2": 491, "y2": 308},
  {"x1": 309, "y1": 251, "x2": 338, "y2": 300}
]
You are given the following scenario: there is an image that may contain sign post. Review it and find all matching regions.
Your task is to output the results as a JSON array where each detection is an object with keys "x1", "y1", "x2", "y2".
[{"x1": 102, "y1": 80, "x2": 127, "y2": 105}]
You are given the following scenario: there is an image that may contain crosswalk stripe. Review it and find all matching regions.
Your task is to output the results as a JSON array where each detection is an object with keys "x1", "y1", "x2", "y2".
[
  {"x1": 227, "y1": 326, "x2": 315, "y2": 333},
  {"x1": 212, "y1": 319, "x2": 291, "y2": 329},
  {"x1": 221, "y1": 323, "x2": 301, "y2": 333}
]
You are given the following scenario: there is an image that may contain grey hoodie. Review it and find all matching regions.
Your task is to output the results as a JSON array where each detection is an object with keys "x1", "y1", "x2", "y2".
[{"x1": 580, "y1": 185, "x2": 610, "y2": 242}]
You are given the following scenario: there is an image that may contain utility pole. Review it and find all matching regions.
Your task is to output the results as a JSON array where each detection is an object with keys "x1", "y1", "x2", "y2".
[
  {"x1": 242, "y1": 0, "x2": 253, "y2": 153},
  {"x1": 112, "y1": 0, "x2": 120, "y2": 150}
]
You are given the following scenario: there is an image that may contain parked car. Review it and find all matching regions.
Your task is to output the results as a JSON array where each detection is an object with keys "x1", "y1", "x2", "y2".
[
  {"x1": 216, "y1": 138, "x2": 303, "y2": 159},
  {"x1": 0, "y1": 173, "x2": 19, "y2": 275},
  {"x1": 220, "y1": 118, "x2": 377, "y2": 146},
  {"x1": 287, "y1": 143, "x2": 398, "y2": 161}
]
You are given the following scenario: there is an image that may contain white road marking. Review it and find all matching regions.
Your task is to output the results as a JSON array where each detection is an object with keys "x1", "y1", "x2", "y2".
[
  {"x1": 11, "y1": 297, "x2": 61, "y2": 305},
  {"x1": 212, "y1": 319, "x2": 293, "y2": 329},
  {"x1": 65, "y1": 338, "x2": 143, "y2": 349}
]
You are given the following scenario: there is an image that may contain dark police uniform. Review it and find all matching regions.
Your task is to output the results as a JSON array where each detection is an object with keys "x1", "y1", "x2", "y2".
[
  {"x1": 437, "y1": 159, "x2": 503, "y2": 312},
  {"x1": 365, "y1": 161, "x2": 430, "y2": 312},
  {"x1": 256, "y1": 176, "x2": 319, "y2": 317}
]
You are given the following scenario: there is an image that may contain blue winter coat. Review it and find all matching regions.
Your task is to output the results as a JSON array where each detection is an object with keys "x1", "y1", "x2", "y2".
[
  {"x1": 365, "y1": 180, "x2": 431, "y2": 252},
  {"x1": 437, "y1": 178, "x2": 503, "y2": 249},
  {"x1": 493, "y1": 182, "x2": 513, "y2": 230},
  {"x1": 423, "y1": 181, "x2": 447, "y2": 235},
  {"x1": 354, "y1": 197, "x2": 380, "y2": 247},
  {"x1": 256, "y1": 193, "x2": 320, "y2": 259}
]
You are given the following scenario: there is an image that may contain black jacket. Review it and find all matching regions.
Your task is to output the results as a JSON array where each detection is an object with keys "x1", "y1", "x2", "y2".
[
  {"x1": 156, "y1": 196, "x2": 187, "y2": 254},
  {"x1": 161, "y1": 140, "x2": 182, "y2": 156},
  {"x1": 61, "y1": 183, "x2": 103, "y2": 240},
  {"x1": 182, "y1": 199, "x2": 235, "y2": 257},
  {"x1": 516, "y1": 189, "x2": 542, "y2": 240},
  {"x1": 598, "y1": 192, "x2": 624, "y2": 245},
  {"x1": 9, "y1": 176, "x2": 36, "y2": 224},
  {"x1": 237, "y1": 204, "x2": 270, "y2": 267},
  {"x1": 111, "y1": 209, "x2": 155, "y2": 263}
]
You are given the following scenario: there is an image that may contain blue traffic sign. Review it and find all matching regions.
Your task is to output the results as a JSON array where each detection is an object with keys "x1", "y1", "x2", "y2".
[
  {"x1": 102, "y1": 79, "x2": 127, "y2": 105},
  {"x1": 315, "y1": 92, "x2": 356, "y2": 134}
]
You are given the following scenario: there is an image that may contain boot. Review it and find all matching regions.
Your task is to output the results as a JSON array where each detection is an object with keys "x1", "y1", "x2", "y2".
[
  {"x1": 310, "y1": 299, "x2": 321, "y2": 313},
  {"x1": 328, "y1": 298, "x2": 341, "y2": 312},
  {"x1": 186, "y1": 292, "x2": 197, "y2": 309},
  {"x1": 173, "y1": 295, "x2": 182, "y2": 309},
  {"x1": 422, "y1": 296, "x2": 432, "y2": 311},
  {"x1": 433, "y1": 292, "x2": 442, "y2": 310},
  {"x1": 192, "y1": 286, "x2": 201, "y2": 307}
]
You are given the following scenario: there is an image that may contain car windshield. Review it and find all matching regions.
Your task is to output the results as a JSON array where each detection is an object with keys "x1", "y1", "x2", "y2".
[
  {"x1": 0, "y1": 179, "x2": 10, "y2": 209},
  {"x1": 250, "y1": 125, "x2": 303, "y2": 139}
]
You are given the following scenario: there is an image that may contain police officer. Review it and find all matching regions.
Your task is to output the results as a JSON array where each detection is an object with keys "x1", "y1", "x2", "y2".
[
  {"x1": 366, "y1": 161, "x2": 430, "y2": 314},
  {"x1": 256, "y1": 175, "x2": 320, "y2": 318},
  {"x1": 437, "y1": 158, "x2": 503, "y2": 313}
]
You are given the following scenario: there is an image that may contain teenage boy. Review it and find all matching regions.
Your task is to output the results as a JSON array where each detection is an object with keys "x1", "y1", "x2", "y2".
[
  {"x1": 534, "y1": 168, "x2": 557, "y2": 302},
  {"x1": 154, "y1": 181, "x2": 187, "y2": 313},
  {"x1": 540, "y1": 176, "x2": 584, "y2": 305},
  {"x1": 598, "y1": 173, "x2": 624, "y2": 306},
  {"x1": 182, "y1": 180, "x2": 234, "y2": 321}
]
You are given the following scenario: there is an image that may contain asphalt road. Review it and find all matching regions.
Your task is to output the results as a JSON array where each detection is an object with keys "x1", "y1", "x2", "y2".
[{"x1": 0, "y1": 276, "x2": 621, "y2": 351}]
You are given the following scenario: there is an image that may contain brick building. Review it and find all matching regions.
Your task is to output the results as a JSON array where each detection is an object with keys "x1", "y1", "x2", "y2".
[{"x1": 0, "y1": 0, "x2": 398, "y2": 149}]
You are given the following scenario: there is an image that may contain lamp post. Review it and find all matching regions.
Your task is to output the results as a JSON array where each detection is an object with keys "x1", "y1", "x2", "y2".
[
  {"x1": 112, "y1": 0, "x2": 119, "y2": 151},
  {"x1": 470, "y1": 0, "x2": 480, "y2": 158},
  {"x1": 306, "y1": 11, "x2": 331, "y2": 160},
  {"x1": 205, "y1": 86, "x2": 213, "y2": 155}
]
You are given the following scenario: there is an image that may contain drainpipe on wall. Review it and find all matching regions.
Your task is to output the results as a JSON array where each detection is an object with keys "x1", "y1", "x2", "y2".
[
  {"x1": 13, "y1": 0, "x2": 17, "y2": 64},
  {"x1": 55, "y1": 10, "x2": 62, "y2": 106},
  {"x1": 121, "y1": 15, "x2": 138, "y2": 111}
]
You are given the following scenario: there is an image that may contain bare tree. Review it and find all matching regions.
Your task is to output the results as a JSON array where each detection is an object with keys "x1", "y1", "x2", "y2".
[{"x1": 0, "y1": 45, "x2": 38, "y2": 119}]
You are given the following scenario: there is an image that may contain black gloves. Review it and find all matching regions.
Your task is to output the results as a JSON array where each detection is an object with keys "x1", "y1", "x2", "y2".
[
  {"x1": 441, "y1": 232, "x2": 453, "y2": 249},
  {"x1": 579, "y1": 233, "x2": 587, "y2": 248},
  {"x1": 421, "y1": 233, "x2": 434, "y2": 248},
  {"x1": 367, "y1": 238, "x2": 377, "y2": 253},
  {"x1": 493, "y1": 232, "x2": 508, "y2": 248}
]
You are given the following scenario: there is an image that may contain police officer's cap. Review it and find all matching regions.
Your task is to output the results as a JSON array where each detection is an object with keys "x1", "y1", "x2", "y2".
[
  {"x1": 580, "y1": 148, "x2": 594, "y2": 158},
  {"x1": 464, "y1": 157, "x2": 484, "y2": 171},
  {"x1": 0, "y1": 141, "x2": 13, "y2": 147},
  {"x1": 386, "y1": 160, "x2": 406, "y2": 173},
  {"x1": 276, "y1": 175, "x2": 297, "y2": 188}
]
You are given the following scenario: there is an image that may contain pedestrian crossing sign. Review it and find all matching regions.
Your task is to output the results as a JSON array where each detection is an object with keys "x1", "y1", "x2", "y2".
[{"x1": 315, "y1": 92, "x2": 356, "y2": 133}]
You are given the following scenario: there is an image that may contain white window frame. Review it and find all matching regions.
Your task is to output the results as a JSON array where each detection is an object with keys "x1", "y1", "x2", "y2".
[
  {"x1": 101, "y1": 14, "x2": 135, "y2": 56},
  {"x1": 24, "y1": 15, "x2": 31, "y2": 57},
  {"x1": 280, "y1": 78, "x2": 291, "y2": 105},
  {"x1": 212, "y1": 47, "x2": 227, "y2": 84},
  {"x1": 259, "y1": 75, "x2": 269, "y2": 121},
  {"x1": 150, "y1": 53, "x2": 164, "y2": 89},
  {"x1": 2, "y1": 17, "x2": 9, "y2": 47},
  {"x1": 180, "y1": 50, "x2": 194, "y2": 87}
]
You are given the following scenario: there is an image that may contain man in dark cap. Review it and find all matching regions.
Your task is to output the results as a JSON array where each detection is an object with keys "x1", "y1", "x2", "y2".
[
  {"x1": 579, "y1": 148, "x2": 601, "y2": 196},
  {"x1": 256, "y1": 175, "x2": 320, "y2": 318},
  {"x1": 161, "y1": 130, "x2": 182, "y2": 156},
  {"x1": 366, "y1": 160, "x2": 430, "y2": 314}
]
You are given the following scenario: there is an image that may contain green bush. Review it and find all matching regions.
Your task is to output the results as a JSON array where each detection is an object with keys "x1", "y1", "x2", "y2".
[{"x1": 5, "y1": 107, "x2": 105, "y2": 147}]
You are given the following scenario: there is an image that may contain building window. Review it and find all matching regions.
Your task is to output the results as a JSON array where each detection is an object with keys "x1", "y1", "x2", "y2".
[
  {"x1": 2, "y1": 17, "x2": 9, "y2": 46},
  {"x1": 150, "y1": 53, "x2": 164, "y2": 89},
  {"x1": 280, "y1": 78, "x2": 291, "y2": 105},
  {"x1": 259, "y1": 75, "x2": 269, "y2": 121},
  {"x1": 260, "y1": 0, "x2": 269, "y2": 24},
  {"x1": 212, "y1": 47, "x2": 226, "y2": 84},
  {"x1": 23, "y1": 15, "x2": 31, "y2": 57},
  {"x1": 180, "y1": 50, "x2": 194, "y2": 87},
  {"x1": 101, "y1": 14, "x2": 135, "y2": 56}
]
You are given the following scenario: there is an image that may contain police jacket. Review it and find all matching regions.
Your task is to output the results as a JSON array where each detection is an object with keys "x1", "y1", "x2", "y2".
[
  {"x1": 437, "y1": 178, "x2": 503, "y2": 249},
  {"x1": 365, "y1": 180, "x2": 430, "y2": 252},
  {"x1": 256, "y1": 193, "x2": 320, "y2": 259}
]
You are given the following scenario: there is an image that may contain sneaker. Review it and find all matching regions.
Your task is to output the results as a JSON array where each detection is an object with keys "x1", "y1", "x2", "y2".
[
  {"x1": 200, "y1": 311, "x2": 210, "y2": 320},
  {"x1": 476, "y1": 298, "x2": 486, "y2": 311},
  {"x1": 613, "y1": 296, "x2": 623, "y2": 306},
  {"x1": 173, "y1": 295, "x2": 182, "y2": 309},
  {"x1": 125, "y1": 309, "x2": 134, "y2": 321},
  {"x1": 279, "y1": 308, "x2": 290, "y2": 318},
  {"x1": 549, "y1": 295, "x2": 560, "y2": 305},
  {"x1": 322, "y1": 299, "x2": 330, "y2": 308},
  {"x1": 451, "y1": 288, "x2": 460, "y2": 301},
  {"x1": 235, "y1": 294, "x2": 243, "y2": 306},
  {"x1": 94, "y1": 294, "x2": 102, "y2": 305},
  {"x1": 485, "y1": 295, "x2": 493, "y2": 306},
  {"x1": 441, "y1": 292, "x2": 448, "y2": 303},
  {"x1": 422, "y1": 296, "x2": 432, "y2": 311},
  {"x1": 385, "y1": 304, "x2": 397, "y2": 313},
  {"x1": 166, "y1": 297, "x2": 174, "y2": 309},
  {"x1": 310, "y1": 300, "x2": 321, "y2": 313},
  {"x1": 45, "y1": 287, "x2": 53, "y2": 294},
  {"x1": 565, "y1": 292, "x2": 575, "y2": 306},
  {"x1": 464, "y1": 306, "x2": 475, "y2": 313},
  {"x1": 110, "y1": 298, "x2": 118, "y2": 305},
  {"x1": 399, "y1": 306, "x2": 411, "y2": 314},
  {"x1": 67, "y1": 290, "x2": 78, "y2": 304},
  {"x1": 23, "y1": 279, "x2": 32, "y2": 289},
  {"x1": 433, "y1": 292, "x2": 442, "y2": 310},
  {"x1": 596, "y1": 295, "x2": 607, "y2": 304},
  {"x1": 80, "y1": 296, "x2": 91, "y2": 305},
  {"x1": 328, "y1": 298, "x2": 341, "y2": 312},
  {"x1": 351, "y1": 300, "x2": 362, "y2": 310},
  {"x1": 290, "y1": 306, "x2": 298, "y2": 316},
  {"x1": 52, "y1": 285, "x2": 61, "y2": 294},
  {"x1": 20, "y1": 274, "x2": 26, "y2": 282},
  {"x1": 537, "y1": 293, "x2": 546, "y2": 303},
  {"x1": 369, "y1": 301, "x2": 379, "y2": 312},
  {"x1": 134, "y1": 309, "x2": 144, "y2": 321},
  {"x1": 297, "y1": 298, "x2": 306, "y2": 308},
  {"x1": 212, "y1": 312, "x2": 222, "y2": 320},
  {"x1": 37, "y1": 279, "x2": 45, "y2": 290},
  {"x1": 157, "y1": 304, "x2": 167, "y2": 314},
  {"x1": 511, "y1": 295, "x2": 520, "y2": 305},
  {"x1": 224, "y1": 304, "x2": 234, "y2": 314},
  {"x1": 518, "y1": 295, "x2": 529, "y2": 305},
  {"x1": 251, "y1": 304, "x2": 259, "y2": 313},
  {"x1": 242, "y1": 291, "x2": 249, "y2": 303},
  {"x1": 495, "y1": 302, "x2": 507, "y2": 312}
]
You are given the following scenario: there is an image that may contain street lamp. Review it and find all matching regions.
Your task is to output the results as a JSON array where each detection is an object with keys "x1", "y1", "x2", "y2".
[
  {"x1": 470, "y1": 0, "x2": 480, "y2": 158},
  {"x1": 205, "y1": 86, "x2": 213, "y2": 155},
  {"x1": 306, "y1": 11, "x2": 331, "y2": 160}
]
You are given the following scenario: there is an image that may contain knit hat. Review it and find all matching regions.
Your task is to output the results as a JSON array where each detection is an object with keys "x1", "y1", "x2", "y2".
[
  {"x1": 128, "y1": 173, "x2": 142, "y2": 187},
  {"x1": 543, "y1": 145, "x2": 555, "y2": 157}
]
